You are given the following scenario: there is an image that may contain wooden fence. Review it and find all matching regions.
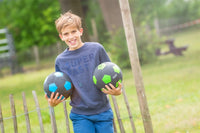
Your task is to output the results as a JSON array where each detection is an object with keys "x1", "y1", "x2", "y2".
[
  {"x1": 0, "y1": 88, "x2": 137, "y2": 133},
  {"x1": 0, "y1": 28, "x2": 20, "y2": 74}
]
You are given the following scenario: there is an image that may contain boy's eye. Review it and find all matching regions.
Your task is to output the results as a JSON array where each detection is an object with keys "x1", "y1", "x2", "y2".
[{"x1": 72, "y1": 30, "x2": 76, "y2": 33}]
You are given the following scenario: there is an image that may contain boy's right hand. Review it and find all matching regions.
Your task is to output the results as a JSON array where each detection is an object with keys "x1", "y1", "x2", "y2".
[{"x1": 45, "y1": 92, "x2": 65, "y2": 107}]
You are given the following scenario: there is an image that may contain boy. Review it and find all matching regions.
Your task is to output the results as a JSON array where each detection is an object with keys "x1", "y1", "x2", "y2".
[{"x1": 45, "y1": 11, "x2": 122, "y2": 133}]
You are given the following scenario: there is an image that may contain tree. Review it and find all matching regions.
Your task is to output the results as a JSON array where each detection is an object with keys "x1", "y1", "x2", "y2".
[
  {"x1": 97, "y1": 0, "x2": 123, "y2": 33},
  {"x1": 0, "y1": 0, "x2": 60, "y2": 51}
]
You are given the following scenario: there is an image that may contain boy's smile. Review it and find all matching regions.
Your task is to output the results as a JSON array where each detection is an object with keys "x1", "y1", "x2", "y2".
[{"x1": 60, "y1": 26, "x2": 84, "y2": 51}]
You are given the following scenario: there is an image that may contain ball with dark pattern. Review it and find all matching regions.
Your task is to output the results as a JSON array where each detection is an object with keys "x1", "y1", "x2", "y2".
[
  {"x1": 93, "y1": 62, "x2": 123, "y2": 89},
  {"x1": 43, "y1": 72, "x2": 73, "y2": 99}
]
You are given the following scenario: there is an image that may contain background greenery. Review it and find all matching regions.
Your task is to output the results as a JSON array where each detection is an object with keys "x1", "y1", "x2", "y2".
[{"x1": 0, "y1": 0, "x2": 199, "y2": 67}]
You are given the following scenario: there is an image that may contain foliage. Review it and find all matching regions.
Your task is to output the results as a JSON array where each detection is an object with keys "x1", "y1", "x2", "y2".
[
  {"x1": 165, "y1": 0, "x2": 200, "y2": 20},
  {"x1": 106, "y1": 26, "x2": 160, "y2": 68},
  {"x1": 105, "y1": 29, "x2": 130, "y2": 68},
  {"x1": 135, "y1": 25, "x2": 160, "y2": 65},
  {"x1": 157, "y1": 0, "x2": 200, "y2": 26},
  {"x1": 0, "y1": 0, "x2": 60, "y2": 51},
  {"x1": 129, "y1": 0, "x2": 167, "y2": 27}
]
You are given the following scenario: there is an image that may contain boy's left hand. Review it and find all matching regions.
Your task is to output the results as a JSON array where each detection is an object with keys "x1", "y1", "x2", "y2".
[
  {"x1": 45, "y1": 92, "x2": 65, "y2": 107},
  {"x1": 101, "y1": 82, "x2": 122, "y2": 96}
]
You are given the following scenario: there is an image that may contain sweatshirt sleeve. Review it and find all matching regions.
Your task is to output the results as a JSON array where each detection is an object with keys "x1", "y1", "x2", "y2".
[
  {"x1": 99, "y1": 44, "x2": 111, "y2": 63},
  {"x1": 55, "y1": 59, "x2": 61, "y2": 72}
]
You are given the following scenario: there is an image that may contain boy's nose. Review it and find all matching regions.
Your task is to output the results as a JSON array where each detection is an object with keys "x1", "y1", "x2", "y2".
[{"x1": 68, "y1": 33, "x2": 74, "y2": 39}]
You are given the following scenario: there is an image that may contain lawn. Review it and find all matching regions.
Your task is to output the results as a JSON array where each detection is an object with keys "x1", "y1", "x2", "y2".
[{"x1": 0, "y1": 26, "x2": 200, "y2": 133}]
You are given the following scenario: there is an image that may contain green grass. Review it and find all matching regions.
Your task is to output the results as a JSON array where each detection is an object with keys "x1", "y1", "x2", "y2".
[{"x1": 0, "y1": 26, "x2": 200, "y2": 133}]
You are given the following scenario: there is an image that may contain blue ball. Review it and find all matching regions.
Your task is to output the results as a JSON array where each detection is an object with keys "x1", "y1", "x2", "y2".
[{"x1": 43, "y1": 72, "x2": 73, "y2": 99}]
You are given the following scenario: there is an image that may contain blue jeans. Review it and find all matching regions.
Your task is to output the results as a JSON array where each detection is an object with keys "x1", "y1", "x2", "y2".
[{"x1": 70, "y1": 109, "x2": 114, "y2": 133}]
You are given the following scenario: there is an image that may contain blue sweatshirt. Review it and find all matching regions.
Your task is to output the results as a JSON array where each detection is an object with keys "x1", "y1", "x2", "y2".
[{"x1": 55, "y1": 42, "x2": 111, "y2": 115}]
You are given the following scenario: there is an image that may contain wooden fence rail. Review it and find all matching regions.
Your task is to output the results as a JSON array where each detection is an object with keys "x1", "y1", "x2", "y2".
[{"x1": 0, "y1": 88, "x2": 136, "y2": 133}]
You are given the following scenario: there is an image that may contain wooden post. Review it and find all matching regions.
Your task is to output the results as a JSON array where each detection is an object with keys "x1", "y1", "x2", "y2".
[
  {"x1": 9, "y1": 94, "x2": 18, "y2": 133},
  {"x1": 22, "y1": 92, "x2": 31, "y2": 133},
  {"x1": 107, "y1": 95, "x2": 117, "y2": 133},
  {"x1": 154, "y1": 18, "x2": 160, "y2": 37},
  {"x1": 122, "y1": 87, "x2": 136, "y2": 133},
  {"x1": 113, "y1": 119, "x2": 117, "y2": 133},
  {"x1": 63, "y1": 101, "x2": 70, "y2": 133},
  {"x1": 111, "y1": 96, "x2": 125, "y2": 133},
  {"x1": 32, "y1": 91, "x2": 45, "y2": 133},
  {"x1": 33, "y1": 45, "x2": 40, "y2": 68},
  {"x1": 0, "y1": 103, "x2": 4, "y2": 133},
  {"x1": 118, "y1": 0, "x2": 154, "y2": 132},
  {"x1": 49, "y1": 106, "x2": 57, "y2": 133}
]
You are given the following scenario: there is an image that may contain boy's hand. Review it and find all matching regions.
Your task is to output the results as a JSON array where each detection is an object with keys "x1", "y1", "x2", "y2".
[
  {"x1": 45, "y1": 92, "x2": 65, "y2": 107},
  {"x1": 102, "y1": 82, "x2": 122, "y2": 96}
]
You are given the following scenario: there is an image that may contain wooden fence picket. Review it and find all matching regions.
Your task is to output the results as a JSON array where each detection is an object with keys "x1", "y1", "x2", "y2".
[
  {"x1": 113, "y1": 118, "x2": 118, "y2": 133},
  {"x1": 9, "y1": 94, "x2": 18, "y2": 133},
  {"x1": 63, "y1": 101, "x2": 70, "y2": 133},
  {"x1": 32, "y1": 91, "x2": 44, "y2": 133},
  {"x1": 0, "y1": 103, "x2": 4, "y2": 133},
  {"x1": 22, "y1": 92, "x2": 31, "y2": 133},
  {"x1": 122, "y1": 87, "x2": 137, "y2": 133},
  {"x1": 49, "y1": 106, "x2": 57, "y2": 133},
  {"x1": 111, "y1": 95, "x2": 125, "y2": 133}
]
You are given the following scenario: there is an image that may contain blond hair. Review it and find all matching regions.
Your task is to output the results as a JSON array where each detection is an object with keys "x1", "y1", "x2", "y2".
[{"x1": 55, "y1": 11, "x2": 82, "y2": 34}]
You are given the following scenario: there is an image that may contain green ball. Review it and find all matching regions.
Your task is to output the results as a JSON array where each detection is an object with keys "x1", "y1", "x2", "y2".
[{"x1": 93, "y1": 62, "x2": 123, "y2": 89}]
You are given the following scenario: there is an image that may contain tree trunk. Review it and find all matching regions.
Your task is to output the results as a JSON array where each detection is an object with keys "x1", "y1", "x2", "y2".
[{"x1": 97, "y1": 0, "x2": 123, "y2": 33}]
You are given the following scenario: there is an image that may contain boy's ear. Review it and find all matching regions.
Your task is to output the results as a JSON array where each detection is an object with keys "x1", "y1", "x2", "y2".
[
  {"x1": 59, "y1": 34, "x2": 64, "y2": 41},
  {"x1": 80, "y1": 28, "x2": 83, "y2": 35}
]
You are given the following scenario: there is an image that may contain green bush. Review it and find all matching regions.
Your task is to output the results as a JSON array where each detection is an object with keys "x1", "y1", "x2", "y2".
[
  {"x1": 105, "y1": 29, "x2": 130, "y2": 69},
  {"x1": 135, "y1": 25, "x2": 160, "y2": 65},
  {"x1": 106, "y1": 26, "x2": 160, "y2": 68}
]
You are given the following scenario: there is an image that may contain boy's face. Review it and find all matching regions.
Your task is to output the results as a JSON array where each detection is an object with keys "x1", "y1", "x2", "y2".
[{"x1": 59, "y1": 25, "x2": 83, "y2": 51}]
